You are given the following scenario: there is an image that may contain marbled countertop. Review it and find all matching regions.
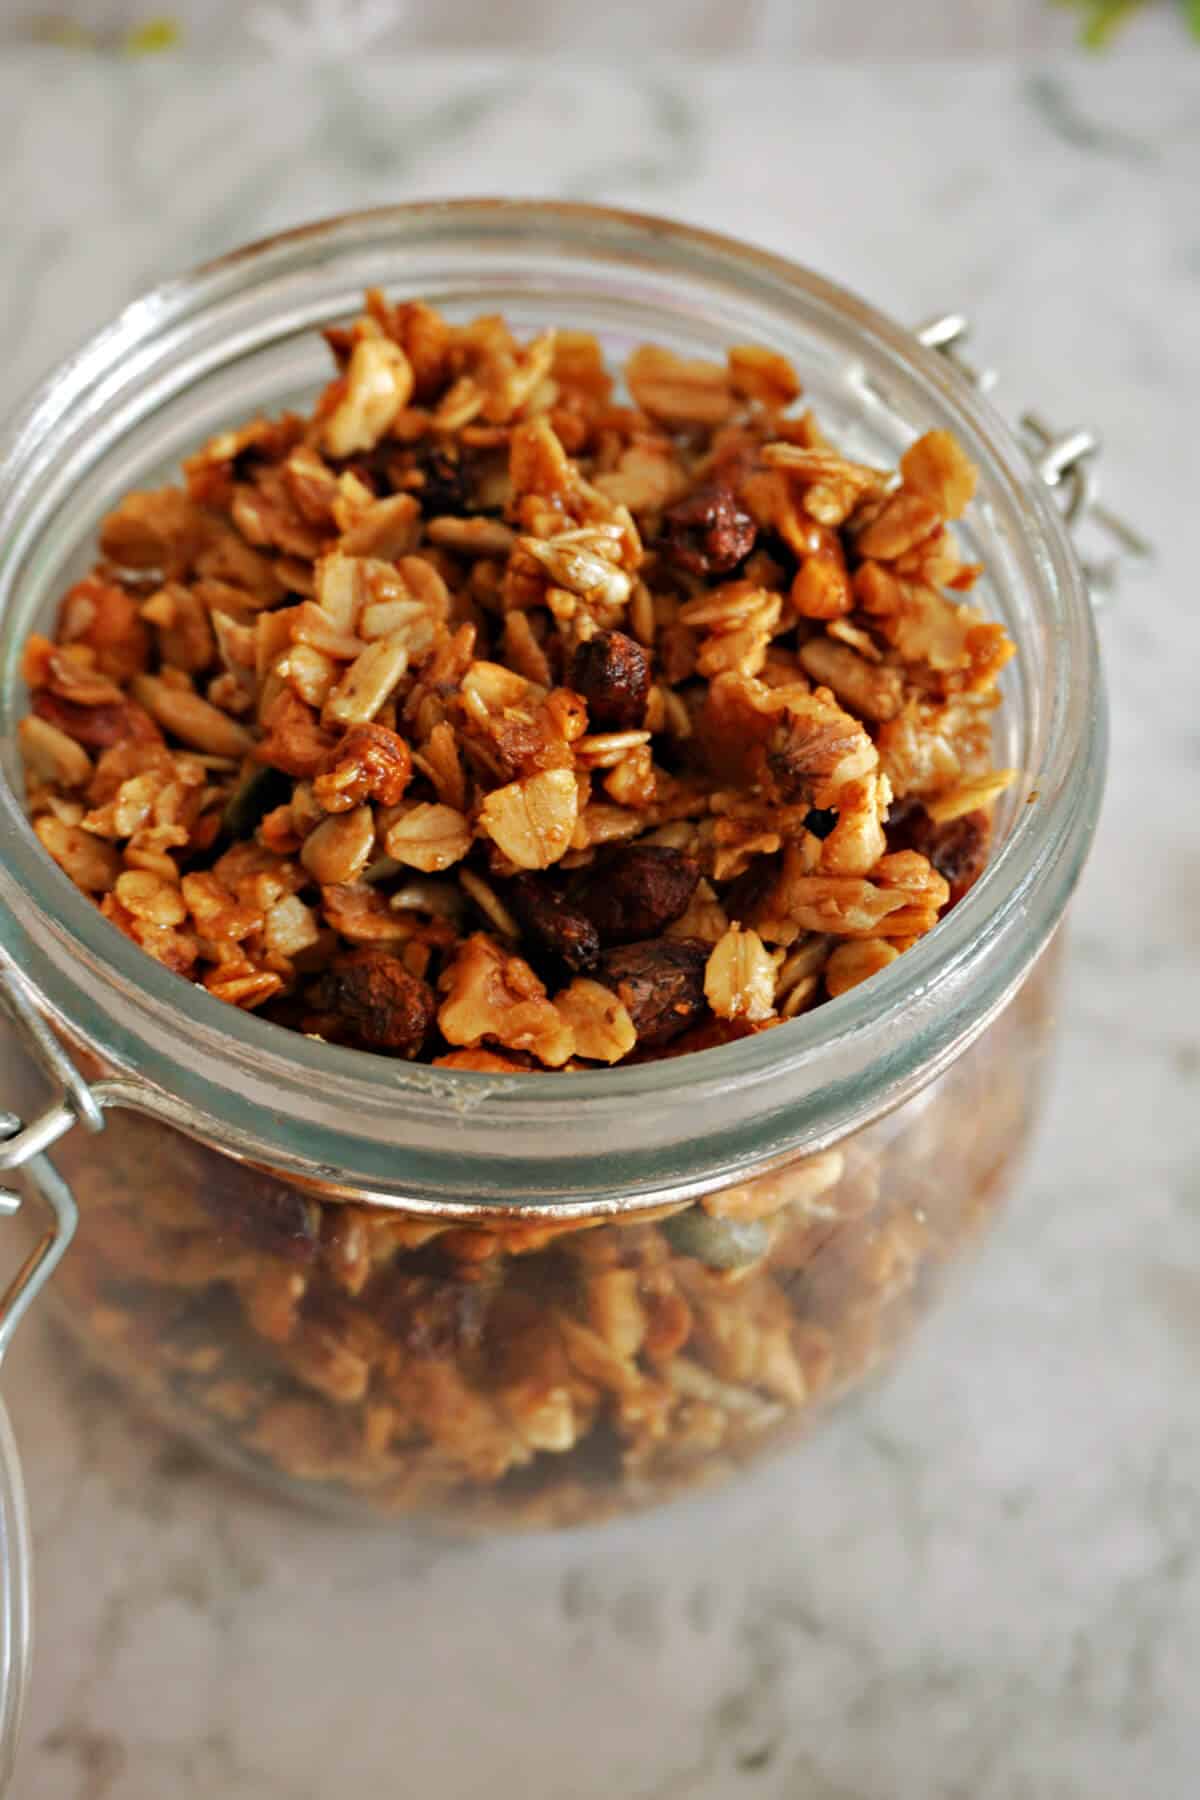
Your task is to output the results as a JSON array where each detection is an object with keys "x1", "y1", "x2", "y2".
[{"x1": 1, "y1": 50, "x2": 1197, "y2": 1800}]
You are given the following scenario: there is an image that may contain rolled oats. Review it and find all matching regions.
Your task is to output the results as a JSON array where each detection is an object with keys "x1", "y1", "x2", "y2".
[{"x1": 21, "y1": 292, "x2": 1012, "y2": 1068}]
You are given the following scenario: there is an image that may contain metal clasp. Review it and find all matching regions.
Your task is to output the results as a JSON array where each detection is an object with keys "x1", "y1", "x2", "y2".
[
  {"x1": 0, "y1": 958, "x2": 109, "y2": 1362},
  {"x1": 916, "y1": 313, "x2": 1151, "y2": 598}
]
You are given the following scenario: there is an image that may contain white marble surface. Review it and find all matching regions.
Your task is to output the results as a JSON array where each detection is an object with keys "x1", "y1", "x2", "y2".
[
  {"x1": 4, "y1": 0, "x2": 1186, "y2": 55},
  {"x1": 1, "y1": 50, "x2": 1197, "y2": 1800}
]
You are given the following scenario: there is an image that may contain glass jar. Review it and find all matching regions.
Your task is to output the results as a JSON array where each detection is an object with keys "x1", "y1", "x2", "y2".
[{"x1": 0, "y1": 202, "x2": 1105, "y2": 1535}]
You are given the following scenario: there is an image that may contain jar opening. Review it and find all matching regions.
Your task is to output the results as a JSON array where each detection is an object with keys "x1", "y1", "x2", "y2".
[{"x1": 0, "y1": 202, "x2": 1105, "y2": 1214}]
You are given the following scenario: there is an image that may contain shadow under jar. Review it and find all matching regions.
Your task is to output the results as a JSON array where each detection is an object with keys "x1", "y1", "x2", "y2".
[{"x1": 0, "y1": 202, "x2": 1104, "y2": 1531}]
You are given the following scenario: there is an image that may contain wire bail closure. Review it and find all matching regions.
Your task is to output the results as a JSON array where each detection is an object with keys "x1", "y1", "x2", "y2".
[
  {"x1": 0, "y1": 958, "x2": 107, "y2": 1362},
  {"x1": 916, "y1": 313, "x2": 1151, "y2": 600}
]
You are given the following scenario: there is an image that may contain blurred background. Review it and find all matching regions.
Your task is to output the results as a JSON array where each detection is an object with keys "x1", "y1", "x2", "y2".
[{"x1": 6, "y1": 0, "x2": 1198, "y2": 52}]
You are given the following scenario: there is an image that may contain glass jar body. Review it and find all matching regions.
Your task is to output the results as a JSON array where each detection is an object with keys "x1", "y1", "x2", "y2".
[
  {"x1": 26, "y1": 939, "x2": 1057, "y2": 1530},
  {"x1": 0, "y1": 203, "x2": 1103, "y2": 1533}
]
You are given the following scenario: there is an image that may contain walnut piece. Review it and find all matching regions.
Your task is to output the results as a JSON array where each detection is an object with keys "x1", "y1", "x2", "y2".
[{"x1": 438, "y1": 933, "x2": 575, "y2": 1067}]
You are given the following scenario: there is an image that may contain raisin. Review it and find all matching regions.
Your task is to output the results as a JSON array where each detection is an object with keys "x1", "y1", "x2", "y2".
[
  {"x1": 194, "y1": 1165, "x2": 321, "y2": 1265},
  {"x1": 661, "y1": 482, "x2": 757, "y2": 577},
  {"x1": 507, "y1": 874, "x2": 601, "y2": 972},
  {"x1": 803, "y1": 807, "x2": 838, "y2": 840},
  {"x1": 573, "y1": 845, "x2": 699, "y2": 945},
  {"x1": 308, "y1": 950, "x2": 435, "y2": 1056},
  {"x1": 411, "y1": 447, "x2": 472, "y2": 517},
  {"x1": 595, "y1": 938, "x2": 708, "y2": 1047},
  {"x1": 382, "y1": 1273, "x2": 491, "y2": 1358},
  {"x1": 568, "y1": 630, "x2": 651, "y2": 731},
  {"x1": 721, "y1": 853, "x2": 782, "y2": 932}
]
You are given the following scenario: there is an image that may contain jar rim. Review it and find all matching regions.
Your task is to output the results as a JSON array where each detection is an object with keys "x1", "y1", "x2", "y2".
[{"x1": 0, "y1": 199, "x2": 1105, "y2": 1214}]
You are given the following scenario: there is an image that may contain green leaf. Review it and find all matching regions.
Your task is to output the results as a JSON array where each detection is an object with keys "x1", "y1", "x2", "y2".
[
  {"x1": 121, "y1": 16, "x2": 182, "y2": 56},
  {"x1": 1080, "y1": 0, "x2": 1151, "y2": 47},
  {"x1": 1051, "y1": 0, "x2": 1200, "y2": 44}
]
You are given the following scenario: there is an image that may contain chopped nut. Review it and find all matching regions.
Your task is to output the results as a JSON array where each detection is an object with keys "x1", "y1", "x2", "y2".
[
  {"x1": 314, "y1": 723, "x2": 412, "y2": 813},
  {"x1": 519, "y1": 527, "x2": 634, "y2": 611},
  {"x1": 438, "y1": 933, "x2": 574, "y2": 1067}
]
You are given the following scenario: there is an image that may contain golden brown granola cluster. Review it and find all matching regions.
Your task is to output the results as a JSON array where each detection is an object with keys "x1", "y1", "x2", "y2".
[
  {"x1": 50, "y1": 947, "x2": 1050, "y2": 1527},
  {"x1": 20, "y1": 293, "x2": 1015, "y2": 1069}
]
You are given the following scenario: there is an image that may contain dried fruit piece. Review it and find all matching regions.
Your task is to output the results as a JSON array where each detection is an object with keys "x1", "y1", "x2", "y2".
[
  {"x1": 194, "y1": 1164, "x2": 321, "y2": 1264},
  {"x1": 507, "y1": 874, "x2": 601, "y2": 972},
  {"x1": 408, "y1": 446, "x2": 472, "y2": 516},
  {"x1": 309, "y1": 949, "x2": 435, "y2": 1054},
  {"x1": 661, "y1": 483, "x2": 757, "y2": 577},
  {"x1": 567, "y1": 631, "x2": 650, "y2": 731},
  {"x1": 573, "y1": 844, "x2": 699, "y2": 946},
  {"x1": 595, "y1": 938, "x2": 709, "y2": 1047}
]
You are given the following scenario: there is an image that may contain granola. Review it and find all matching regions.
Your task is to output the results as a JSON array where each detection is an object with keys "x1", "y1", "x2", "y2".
[
  {"x1": 16, "y1": 296, "x2": 1037, "y2": 1527},
  {"x1": 44, "y1": 947, "x2": 1054, "y2": 1527},
  {"x1": 21, "y1": 295, "x2": 1015, "y2": 1069}
]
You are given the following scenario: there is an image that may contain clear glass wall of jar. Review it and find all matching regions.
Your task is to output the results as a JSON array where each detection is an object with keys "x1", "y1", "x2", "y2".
[{"x1": 0, "y1": 204, "x2": 1105, "y2": 1530}]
